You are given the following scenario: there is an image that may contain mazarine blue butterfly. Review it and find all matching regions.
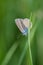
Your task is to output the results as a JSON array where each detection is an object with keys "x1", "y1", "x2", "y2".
[{"x1": 15, "y1": 18, "x2": 32, "y2": 35}]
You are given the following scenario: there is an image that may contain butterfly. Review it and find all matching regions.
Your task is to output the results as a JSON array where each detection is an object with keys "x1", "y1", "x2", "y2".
[{"x1": 15, "y1": 18, "x2": 32, "y2": 35}]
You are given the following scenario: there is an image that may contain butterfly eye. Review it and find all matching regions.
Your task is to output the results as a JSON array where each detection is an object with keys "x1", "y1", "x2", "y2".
[{"x1": 15, "y1": 18, "x2": 32, "y2": 35}]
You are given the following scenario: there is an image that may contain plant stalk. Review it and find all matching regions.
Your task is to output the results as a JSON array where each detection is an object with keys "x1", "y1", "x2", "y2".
[{"x1": 28, "y1": 28, "x2": 33, "y2": 65}]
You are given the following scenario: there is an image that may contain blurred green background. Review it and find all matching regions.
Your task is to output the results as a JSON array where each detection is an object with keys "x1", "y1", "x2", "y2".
[{"x1": 0, "y1": 0, "x2": 43, "y2": 65}]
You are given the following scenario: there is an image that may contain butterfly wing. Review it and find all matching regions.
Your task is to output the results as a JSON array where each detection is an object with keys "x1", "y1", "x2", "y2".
[{"x1": 15, "y1": 18, "x2": 32, "y2": 35}]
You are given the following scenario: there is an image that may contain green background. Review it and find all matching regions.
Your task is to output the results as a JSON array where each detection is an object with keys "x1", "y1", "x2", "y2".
[{"x1": 0, "y1": 0, "x2": 43, "y2": 65}]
